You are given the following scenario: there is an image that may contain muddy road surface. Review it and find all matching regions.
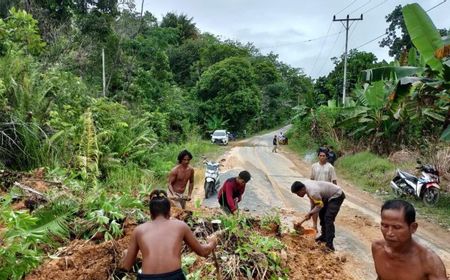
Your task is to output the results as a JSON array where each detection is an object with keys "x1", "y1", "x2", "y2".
[{"x1": 201, "y1": 130, "x2": 450, "y2": 279}]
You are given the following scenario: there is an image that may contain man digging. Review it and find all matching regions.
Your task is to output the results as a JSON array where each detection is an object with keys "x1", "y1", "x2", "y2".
[
  {"x1": 290, "y1": 180, "x2": 345, "y2": 252},
  {"x1": 168, "y1": 150, "x2": 194, "y2": 209},
  {"x1": 121, "y1": 189, "x2": 218, "y2": 280}
]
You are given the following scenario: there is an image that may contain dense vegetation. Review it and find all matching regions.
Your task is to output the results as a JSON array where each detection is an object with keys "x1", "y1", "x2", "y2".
[
  {"x1": 0, "y1": 1, "x2": 448, "y2": 279},
  {"x1": 290, "y1": 3, "x2": 449, "y2": 155},
  {"x1": 0, "y1": 1, "x2": 314, "y2": 278}
]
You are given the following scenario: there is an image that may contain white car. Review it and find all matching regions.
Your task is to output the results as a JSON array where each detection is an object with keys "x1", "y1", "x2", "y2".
[{"x1": 211, "y1": 130, "x2": 228, "y2": 145}]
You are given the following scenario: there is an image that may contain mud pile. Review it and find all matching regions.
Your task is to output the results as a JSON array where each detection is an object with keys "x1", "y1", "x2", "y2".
[{"x1": 25, "y1": 208, "x2": 352, "y2": 280}]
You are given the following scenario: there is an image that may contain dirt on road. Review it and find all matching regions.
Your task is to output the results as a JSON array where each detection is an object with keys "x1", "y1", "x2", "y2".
[{"x1": 202, "y1": 132, "x2": 450, "y2": 279}]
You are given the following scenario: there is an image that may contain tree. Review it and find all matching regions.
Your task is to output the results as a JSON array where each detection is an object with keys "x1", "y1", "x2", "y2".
[
  {"x1": 160, "y1": 12, "x2": 199, "y2": 44},
  {"x1": 379, "y1": 5, "x2": 412, "y2": 59},
  {"x1": 196, "y1": 57, "x2": 261, "y2": 132},
  {"x1": 379, "y1": 5, "x2": 448, "y2": 60},
  {"x1": 325, "y1": 49, "x2": 381, "y2": 103}
]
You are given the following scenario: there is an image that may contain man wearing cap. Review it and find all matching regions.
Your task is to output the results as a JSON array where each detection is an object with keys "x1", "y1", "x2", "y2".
[{"x1": 217, "y1": 170, "x2": 251, "y2": 214}]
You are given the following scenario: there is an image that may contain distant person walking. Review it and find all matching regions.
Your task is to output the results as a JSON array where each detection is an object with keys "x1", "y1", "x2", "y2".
[
  {"x1": 272, "y1": 135, "x2": 278, "y2": 153},
  {"x1": 168, "y1": 150, "x2": 194, "y2": 209}
]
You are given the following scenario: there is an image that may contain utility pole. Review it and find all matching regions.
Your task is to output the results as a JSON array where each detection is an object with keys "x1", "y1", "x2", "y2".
[
  {"x1": 102, "y1": 48, "x2": 106, "y2": 97},
  {"x1": 333, "y1": 14, "x2": 363, "y2": 105}
]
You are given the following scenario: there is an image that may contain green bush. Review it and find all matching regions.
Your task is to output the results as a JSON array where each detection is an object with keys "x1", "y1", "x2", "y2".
[{"x1": 336, "y1": 151, "x2": 395, "y2": 192}]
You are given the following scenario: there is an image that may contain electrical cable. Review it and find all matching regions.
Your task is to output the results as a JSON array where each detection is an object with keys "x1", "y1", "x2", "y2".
[
  {"x1": 335, "y1": 0, "x2": 359, "y2": 16},
  {"x1": 317, "y1": 25, "x2": 344, "y2": 77}
]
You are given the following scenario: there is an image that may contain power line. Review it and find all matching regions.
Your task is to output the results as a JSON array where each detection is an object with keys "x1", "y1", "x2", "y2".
[
  {"x1": 354, "y1": 32, "x2": 386, "y2": 49},
  {"x1": 426, "y1": 0, "x2": 447, "y2": 12},
  {"x1": 258, "y1": 31, "x2": 342, "y2": 50},
  {"x1": 317, "y1": 25, "x2": 344, "y2": 77},
  {"x1": 335, "y1": 0, "x2": 359, "y2": 16},
  {"x1": 310, "y1": 21, "x2": 333, "y2": 77},
  {"x1": 362, "y1": 0, "x2": 388, "y2": 15},
  {"x1": 354, "y1": 0, "x2": 447, "y2": 50},
  {"x1": 349, "y1": 0, "x2": 371, "y2": 14}
]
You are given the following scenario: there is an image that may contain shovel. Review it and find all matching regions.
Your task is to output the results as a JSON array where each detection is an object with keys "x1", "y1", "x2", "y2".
[{"x1": 211, "y1": 220, "x2": 223, "y2": 280}]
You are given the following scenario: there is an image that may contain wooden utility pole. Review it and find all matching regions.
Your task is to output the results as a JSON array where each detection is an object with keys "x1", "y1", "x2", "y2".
[
  {"x1": 333, "y1": 14, "x2": 363, "y2": 105},
  {"x1": 102, "y1": 48, "x2": 106, "y2": 97}
]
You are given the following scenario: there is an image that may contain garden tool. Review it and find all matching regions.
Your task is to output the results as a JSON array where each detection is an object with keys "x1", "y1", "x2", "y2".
[{"x1": 211, "y1": 220, "x2": 223, "y2": 280}]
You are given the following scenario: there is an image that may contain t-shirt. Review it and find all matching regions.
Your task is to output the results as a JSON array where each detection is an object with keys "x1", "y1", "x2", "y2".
[
  {"x1": 311, "y1": 162, "x2": 337, "y2": 182},
  {"x1": 217, "y1": 178, "x2": 245, "y2": 213},
  {"x1": 304, "y1": 180, "x2": 343, "y2": 204}
]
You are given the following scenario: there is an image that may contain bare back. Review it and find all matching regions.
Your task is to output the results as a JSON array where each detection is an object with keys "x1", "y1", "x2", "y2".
[
  {"x1": 122, "y1": 217, "x2": 215, "y2": 274},
  {"x1": 168, "y1": 165, "x2": 194, "y2": 194},
  {"x1": 372, "y1": 239, "x2": 447, "y2": 280},
  {"x1": 135, "y1": 219, "x2": 185, "y2": 273}
]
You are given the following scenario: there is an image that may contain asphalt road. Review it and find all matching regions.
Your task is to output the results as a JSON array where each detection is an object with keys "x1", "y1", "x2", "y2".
[{"x1": 202, "y1": 129, "x2": 450, "y2": 279}]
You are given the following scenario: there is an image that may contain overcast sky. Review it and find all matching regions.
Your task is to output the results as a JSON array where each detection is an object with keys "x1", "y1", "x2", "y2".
[{"x1": 144, "y1": 0, "x2": 450, "y2": 79}]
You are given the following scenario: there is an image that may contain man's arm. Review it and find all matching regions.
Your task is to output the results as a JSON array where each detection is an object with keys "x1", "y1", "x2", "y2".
[
  {"x1": 310, "y1": 166, "x2": 315, "y2": 180},
  {"x1": 306, "y1": 196, "x2": 323, "y2": 218},
  {"x1": 187, "y1": 168, "x2": 194, "y2": 199},
  {"x1": 424, "y1": 249, "x2": 447, "y2": 280},
  {"x1": 183, "y1": 223, "x2": 217, "y2": 257},
  {"x1": 330, "y1": 165, "x2": 337, "y2": 185},
  {"x1": 121, "y1": 229, "x2": 139, "y2": 270},
  {"x1": 224, "y1": 180, "x2": 237, "y2": 213},
  {"x1": 167, "y1": 168, "x2": 177, "y2": 195}
]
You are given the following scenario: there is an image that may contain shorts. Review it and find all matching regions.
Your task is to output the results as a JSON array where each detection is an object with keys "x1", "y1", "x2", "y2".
[{"x1": 137, "y1": 268, "x2": 186, "y2": 280}]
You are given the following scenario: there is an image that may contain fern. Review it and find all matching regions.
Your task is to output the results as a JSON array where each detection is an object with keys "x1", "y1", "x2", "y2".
[{"x1": 77, "y1": 109, "x2": 100, "y2": 186}]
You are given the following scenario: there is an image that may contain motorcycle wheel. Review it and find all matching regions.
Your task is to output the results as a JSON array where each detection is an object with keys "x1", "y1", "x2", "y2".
[
  {"x1": 392, "y1": 179, "x2": 404, "y2": 197},
  {"x1": 204, "y1": 181, "x2": 215, "y2": 199},
  {"x1": 422, "y1": 188, "x2": 440, "y2": 206}
]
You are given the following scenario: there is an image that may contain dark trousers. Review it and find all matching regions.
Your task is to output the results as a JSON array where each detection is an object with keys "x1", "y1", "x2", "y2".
[
  {"x1": 137, "y1": 269, "x2": 186, "y2": 280},
  {"x1": 319, "y1": 192, "x2": 345, "y2": 249}
]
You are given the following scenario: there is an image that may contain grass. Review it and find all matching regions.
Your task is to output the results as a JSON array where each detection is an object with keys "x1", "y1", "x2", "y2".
[
  {"x1": 337, "y1": 152, "x2": 450, "y2": 228},
  {"x1": 336, "y1": 152, "x2": 396, "y2": 192},
  {"x1": 287, "y1": 134, "x2": 450, "y2": 229}
]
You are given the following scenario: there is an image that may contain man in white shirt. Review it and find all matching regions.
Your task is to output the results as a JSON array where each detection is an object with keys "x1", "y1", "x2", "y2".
[
  {"x1": 311, "y1": 149, "x2": 337, "y2": 184},
  {"x1": 310, "y1": 149, "x2": 337, "y2": 232}
]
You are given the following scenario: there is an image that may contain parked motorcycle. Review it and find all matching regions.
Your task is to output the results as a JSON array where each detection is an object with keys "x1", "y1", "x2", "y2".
[
  {"x1": 390, "y1": 161, "x2": 440, "y2": 206},
  {"x1": 204, "y1": 160, "x2": 221, "y2": 199}
]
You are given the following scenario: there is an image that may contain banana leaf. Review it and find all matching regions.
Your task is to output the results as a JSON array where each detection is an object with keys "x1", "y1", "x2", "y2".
[
  {"x1": 361, "y1": 66, "x2": 425, "y2": 82},
  {"x1": 441, "y1": 126, "x2": 450, "y2": 142},
  {"x1": 408, "y1": 47, "x2": 419, "y2": 67},
  {"x1": 403, "y1": 4, "x2": 443, "y2": 72}
]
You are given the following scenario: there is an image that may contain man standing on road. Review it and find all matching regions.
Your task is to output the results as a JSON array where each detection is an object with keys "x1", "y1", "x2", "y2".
[
  {"x1": 217, "y1": 170, "x2": 251, "y2": 214},
  {"x1": 168, "y1": 150, "x2": 194, "y2": 209},
  {"x1": 372, "y1": 199, "x2": 447, "y2": 280},
  {"x1": 291, "y1": 180, "x2": 345, "y2": 252},
  {"x1": 310, "y1": 149, "x2": 338, "y2": 232},
  {"x1": 311, "y1": 149, "x2": 337, "y2": 185},
  {"x1": 272, "y1": 135, "x2": 278, "y2": 153},
  {"x1": 121, "y1": 190, "x2": 218, "y2": 280}
]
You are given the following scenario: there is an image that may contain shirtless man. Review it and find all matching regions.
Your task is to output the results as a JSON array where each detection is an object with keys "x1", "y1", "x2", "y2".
[
  {"x1": 168, "y1": 150, "x2": 194, "y2": 209},
  {"x1": 121, "y1": 189, "x2": 218, "y2": 280},
  {"x1": 372, "y1": 199, "x2": 447, "y2": 280}
]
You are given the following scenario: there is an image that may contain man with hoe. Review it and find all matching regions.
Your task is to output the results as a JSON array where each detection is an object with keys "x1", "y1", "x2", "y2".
[
  {"x1": 291, "y1": 180, "x2": 345, "y2": 252},
  {"x1": 121, "y1": 189, "x2": 218, "y2": 279},
  {"x1": 217, "y1": 170, "x2": 251, "y2": 214},
  {"x1": 168, "y1": 150, "x2": 194, "y2": 209},
  {"x1": 372, "y1": 199, "x2": 447, "y2": 280}
]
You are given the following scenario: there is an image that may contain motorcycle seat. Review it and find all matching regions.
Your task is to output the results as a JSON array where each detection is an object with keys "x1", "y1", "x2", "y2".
[{"x1": 399, "y1": 171, "x2": 418, "y2": 184}]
